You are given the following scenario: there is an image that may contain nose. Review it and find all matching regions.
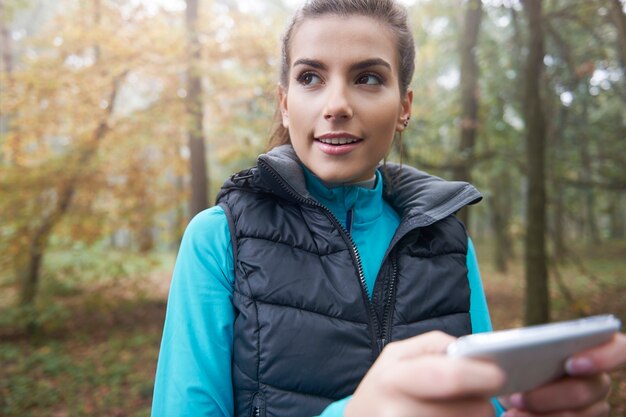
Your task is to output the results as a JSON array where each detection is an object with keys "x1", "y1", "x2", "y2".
[{"x1": 323, "y1": 82, "x2": 353, "y2": 121}]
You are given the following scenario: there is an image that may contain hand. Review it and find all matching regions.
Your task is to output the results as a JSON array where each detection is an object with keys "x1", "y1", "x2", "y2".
[
  {"x1": 344, "y1": 331, "x2": 505, "y2": 417},
  {"x1": 499, "y1": 332, "x2": 626, "y2": 417}
]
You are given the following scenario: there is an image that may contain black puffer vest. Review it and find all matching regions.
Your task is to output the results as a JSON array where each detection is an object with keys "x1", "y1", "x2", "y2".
[{"x1": 216, "y1": 145, "x2": 482, "y2": 417}]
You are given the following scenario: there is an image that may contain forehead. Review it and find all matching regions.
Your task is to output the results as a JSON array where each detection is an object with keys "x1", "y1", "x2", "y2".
[{"x1": 290, "y1": 15, "x2": 399, "y2": 71}]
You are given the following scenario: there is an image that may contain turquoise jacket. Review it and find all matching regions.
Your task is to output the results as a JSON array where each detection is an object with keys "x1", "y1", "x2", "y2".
[{"x1": 152, "y1": 168, "x2": 502, "y2": 416}]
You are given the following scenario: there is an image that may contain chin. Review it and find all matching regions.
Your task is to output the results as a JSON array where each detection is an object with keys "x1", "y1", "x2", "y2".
[
  {"x1": 303, "y1": 156, "x2": 375, "y2": 184},
  {"x1": 316, "y1": 169, "x2": 364, "y2": 185}
]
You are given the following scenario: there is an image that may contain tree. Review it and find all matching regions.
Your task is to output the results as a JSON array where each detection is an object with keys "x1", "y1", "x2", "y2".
[
  {"x1": 541, "y1": 0, "x2": 625, "y2": 248},
  {"x1": 17, "y1": 76, "x2": 124, "y2": 307},
  {"x1": 0, "y1": 0, "x2": 187, "y2": 313},
  {"x1": 469, "y1": 3, "x2": 527, "y2": 272},
  {"x1": 608, "y1": 0, "x2": 626, "y2": 68},
  {"x1": 185, "y1": 0, "x2": 208, "y2": 219},
  {"x1": 454, "y1": 0, "x2": 482, "y2": 229},
  {"x1": 522, "y1": 0, "x2": 550, "y2": 325},
  {"x1": 11, "y1": 0, "x2": 125, "y2": 308},
  {"x1": 0, "y1": 0, "x2": 285, "y2": 315}
]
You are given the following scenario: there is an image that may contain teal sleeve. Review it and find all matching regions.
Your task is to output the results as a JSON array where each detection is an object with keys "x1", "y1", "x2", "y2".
[
  {"x1": 151, "y1": 206, "x2": 235, "y2": 417},
  {"x1": 315, "y1": 396, "x2": 504, "y2": 417},
  {"x1": 492, "y1": 398, "x2": 506, "y2": 415},
  {"x1": 315, "y1": 396, "x2": 351, "y2": 417},
  {"x1": 467, "y1": 238, "x2": 505, "y2": 416},
  {"x1": 467, "y1": 237, "x2": 493, "y2": 334}
]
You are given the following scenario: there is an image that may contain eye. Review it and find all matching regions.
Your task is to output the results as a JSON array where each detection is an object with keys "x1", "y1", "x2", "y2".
[
  {"x1": 297, "y1": 72, "x2": 323, "y2": 86},
  {"x1": 356, "y1": 73, "x2": 383, "y2": 85}
]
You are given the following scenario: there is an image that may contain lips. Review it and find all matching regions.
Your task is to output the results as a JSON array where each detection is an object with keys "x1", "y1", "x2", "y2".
[
  {"x1": 317, "y1": 137, "x2": 360, "y2": 145},
  {"x1": 315, "y1": 132, "x2": 363, "y2": 145},
  {"x1": 314, "y1": 132, "x2": 363, "y2": 155}
]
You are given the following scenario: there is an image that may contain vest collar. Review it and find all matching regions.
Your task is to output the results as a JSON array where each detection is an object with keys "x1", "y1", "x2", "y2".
[
  {"x1": 257, "y1": 144, "x2": 482, "y2": 225},
  {"x1": 381, "y1": 163, "x2": 482, "y2": 222}
]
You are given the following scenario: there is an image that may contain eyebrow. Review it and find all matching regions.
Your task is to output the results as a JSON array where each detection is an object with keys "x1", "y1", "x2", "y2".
[
  {"x1": 350, "y1": 58, "x2": 392, "y2": 71},
  {"x1": 292, "y1": 58, "x2": 392, "y2": 71}
]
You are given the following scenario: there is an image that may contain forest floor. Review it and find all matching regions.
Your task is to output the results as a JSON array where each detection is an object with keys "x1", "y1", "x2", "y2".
[{"x1": 1, "y1": 240, "x2": 625, "y2": 416}]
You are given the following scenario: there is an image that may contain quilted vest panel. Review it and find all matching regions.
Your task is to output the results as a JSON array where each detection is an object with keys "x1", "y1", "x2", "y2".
[{"x1": 217, "y1": 173, "x2": 472, "y2": 417}]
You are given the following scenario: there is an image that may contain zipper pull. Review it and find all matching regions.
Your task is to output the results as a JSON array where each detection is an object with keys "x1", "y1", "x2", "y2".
[
  {"x1": 231, "y1": 169, "x2": 254, "y2": 184},
  {"x1": 377, "y1": 338, "x2": 388, "y2": 352},
  {"x1": 251, "y1": 393, "x2": 265, "y2": 417}
]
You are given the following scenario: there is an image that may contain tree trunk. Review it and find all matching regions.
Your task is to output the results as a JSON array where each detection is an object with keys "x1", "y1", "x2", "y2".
[
  {"x1": 577, "y1": 100, "x2": 600, "y2": 244},
  {"x1": 17, "y1": 1, "x2": 121, "y2": 309},
  {"x1": 175, "y1": 173, "x2": 187, "y2": 248},
  {"x1": 0, "y1": 0, "x2": 13, "y2": 74},
  {"x1": 510, "y1": 7, "x2": 525, "y2": 103},
  {"x1": 580, "y1": 149, "x2": 600, "y2": 243},
  {"x1": 454, "y1": 0, "x2": 482, "y2": 228},
  {"x1": 489, "y1": 4, "x2": 523, "y2": 271},
  {"x1": 138, "y1": 227, "x2": 154, "y2": 253},
  {"x1": 522, "y1": 0, "x2": 550, "y2": 325},
  {"x1": 608, "y1": 193, "x2": 625, "y2": 239},
  {"x1": 490, "y1": 169, "x2": 514, "y2": 272},
  {"x1": 18, "y1": 75, "x2": 123, "y2": 307},
  {"x1": 609, "y1": 0, "x2": 626, "y2": 68},
  {"x1": 543, "y1": 18, "x2": 579, "y2": 260},
  {"x1": 0, "y1": 0, "x2": 19, "y2": 165},
  {"x1": 20, "y1": 183, "x2": 75, "y2": 306},
  {"x1": 185, "y1": 0, "x2": 209, "y2": 219},
  {"x1": 551, "y1": 106, "x2": 568, "y2": 260},
  {"x1": 93, "y1": 0, "x2": 101, "y2": 61}
]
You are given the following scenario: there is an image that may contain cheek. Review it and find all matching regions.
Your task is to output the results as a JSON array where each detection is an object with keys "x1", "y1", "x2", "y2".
[
  {"x1": 359, "y1": 93, "x2": 401, "y2": 127},
  {"x1": 366, "y1": 104, "x2": 400, "y2": 138},
  {"x1": 287, "y1": 94, "x2": 313, "y2": 132}
]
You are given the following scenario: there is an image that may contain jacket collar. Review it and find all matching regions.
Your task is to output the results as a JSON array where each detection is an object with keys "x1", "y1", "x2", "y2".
[
  {"x1": 257, "y1": 145, "x2": 482, "y2": 225},
  {"x1": 302, "y1": 165, "x2": 384, "y2": 226}
]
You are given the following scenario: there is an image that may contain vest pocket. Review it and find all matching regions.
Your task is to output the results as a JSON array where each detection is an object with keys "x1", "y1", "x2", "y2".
[{"x1": 250, "y1": 392, "x2": 266, "y2": 417}]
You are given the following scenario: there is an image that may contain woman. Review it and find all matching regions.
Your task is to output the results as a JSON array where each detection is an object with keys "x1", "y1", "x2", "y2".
[{"x1": 151, "y1": 1, "x2": 626, "y2": 416}]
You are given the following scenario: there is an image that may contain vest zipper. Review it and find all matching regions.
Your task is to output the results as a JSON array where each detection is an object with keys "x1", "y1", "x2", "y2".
[
  {"x1": 258, "y1": 160, "x2": 382, "y2": 354},
  {"x1": 378, "y1": 255, "x2": 398, "y2": 350},
  {"x1": 251, "y1": 392, "x2": 265, "y2": 417}
]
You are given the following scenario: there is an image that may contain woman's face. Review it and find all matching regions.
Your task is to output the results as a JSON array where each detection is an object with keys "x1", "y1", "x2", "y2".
[{"x1": 279, "y1": 15, "x2": 412, "y2": 184}]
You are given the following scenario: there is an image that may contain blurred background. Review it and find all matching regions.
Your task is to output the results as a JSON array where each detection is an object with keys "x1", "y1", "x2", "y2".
[{"x1": 0, "y1": 0, "x2": 625, "y2": 415}]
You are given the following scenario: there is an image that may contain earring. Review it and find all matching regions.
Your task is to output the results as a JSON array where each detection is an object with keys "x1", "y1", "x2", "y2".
[{"x1": 403, "y1": 116, "x2": 410, "y2": 127}]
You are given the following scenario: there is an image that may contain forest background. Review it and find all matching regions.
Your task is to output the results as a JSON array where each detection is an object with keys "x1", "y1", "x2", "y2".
[{"x1": 1, "y1": 0, "x2": 625, "y2": 415}]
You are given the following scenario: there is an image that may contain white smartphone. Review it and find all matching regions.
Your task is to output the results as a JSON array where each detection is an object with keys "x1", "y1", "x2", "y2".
[{"x1": 446, "y1": 314, "x2": 621, "y2": 395}]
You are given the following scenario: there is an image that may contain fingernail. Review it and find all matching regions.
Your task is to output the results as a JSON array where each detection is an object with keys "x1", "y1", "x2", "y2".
[
  {"x1": 566, "y1": 357, "x2": 594, "y2": 374},
  {"x1": 509, "y1": 393, "x2": 524, "y2": 409}
]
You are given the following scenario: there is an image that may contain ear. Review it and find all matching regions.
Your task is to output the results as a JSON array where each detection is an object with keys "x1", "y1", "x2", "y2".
[
  {"x1": 396, "y1": 88, "x2": 413, "y2": 132},
  {"x1": 278, "y1": 84, "x2": 289, "y2": 128}
]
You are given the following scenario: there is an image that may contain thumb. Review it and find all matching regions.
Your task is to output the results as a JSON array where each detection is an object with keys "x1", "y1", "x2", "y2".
[
  {"x1": 384, "y1": 331, "x2": 456, "y2": 360},
  {"x1": 566, "y1": 332, "x2": 626, "y2": 375}
]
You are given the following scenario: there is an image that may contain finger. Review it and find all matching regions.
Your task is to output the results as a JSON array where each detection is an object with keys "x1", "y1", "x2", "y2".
[
  {"x1": 566, "y1": 333, "x2": 626, "y2": 375},
  {"x1": 382, "y1": 331, "x2": 456, "y2": 360},
  {"x1": 503, "y1": 400, "x2": 610, "y2": 417},
  {"x1": 397, "y1": 397, "x2": 495, "y2": 417},
  {"x1": 502, "y1": 374, "x2": 610, "y2": 414},
  {"x1": 390, "y1": 355, "x2": 505, "y2": 399}
]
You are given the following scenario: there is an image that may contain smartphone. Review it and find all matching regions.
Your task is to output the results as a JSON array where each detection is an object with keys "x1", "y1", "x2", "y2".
[{"x1": 446, "y1": 314, "x2": 621, "y2": 395}]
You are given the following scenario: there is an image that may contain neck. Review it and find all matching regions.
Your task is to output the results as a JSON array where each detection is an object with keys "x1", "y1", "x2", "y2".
[{"x1": 321, "y1": 175, "x2": 377, "y2": 190}]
